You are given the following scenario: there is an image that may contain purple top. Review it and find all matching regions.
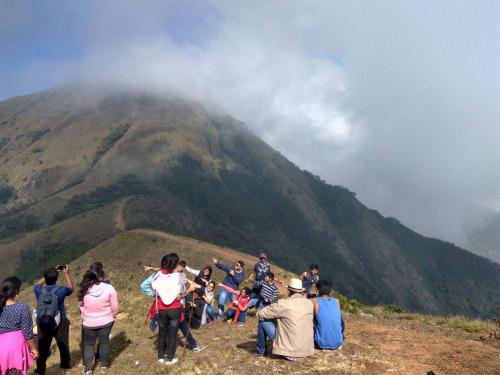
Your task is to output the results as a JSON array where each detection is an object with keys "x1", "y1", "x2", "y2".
[{"x1": 0, "y1": 302, "x2": 34, "y2": 339}]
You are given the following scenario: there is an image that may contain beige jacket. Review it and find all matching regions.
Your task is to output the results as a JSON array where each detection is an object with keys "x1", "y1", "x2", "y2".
[{"x1": 257, "y1": 293, "x2": 314, "y2": 357}]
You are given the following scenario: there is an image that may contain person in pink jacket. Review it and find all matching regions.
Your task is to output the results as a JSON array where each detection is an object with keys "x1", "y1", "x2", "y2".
[{"x1": 78, "y1": 264, "x2": 118, "y2": 374}]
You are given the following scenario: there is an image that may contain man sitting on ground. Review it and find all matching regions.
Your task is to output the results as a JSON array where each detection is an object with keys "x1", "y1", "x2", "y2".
[
  {"x1": 256, "y1": 278, "x2": 314, "y2": 361},
  {"x1": 311, "y1": 280, "x2": 343, "y2": 350},
  {"x1": 248, "y1": 271, "x2": 278, "y2": 309}
]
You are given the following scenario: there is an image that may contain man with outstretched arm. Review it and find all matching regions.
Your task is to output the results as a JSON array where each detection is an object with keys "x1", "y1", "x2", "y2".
[{"x1": 211, "y1": 258, "x2": 245, "y2": 319}]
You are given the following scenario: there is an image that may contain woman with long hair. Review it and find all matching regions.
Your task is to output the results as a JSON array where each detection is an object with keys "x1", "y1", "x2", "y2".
[
  {"x1": 0, "y1": 276, "x2": 38, "y2": 374},
  {"x1": 141, "y1": 253, "x2": 182, "y2": 366},
  {"x1": 185, "y1": 265, "x2": 213, "y2": 290},
  {"x1": 78, "y1": 264, "x2": 118, "y2": 375}
]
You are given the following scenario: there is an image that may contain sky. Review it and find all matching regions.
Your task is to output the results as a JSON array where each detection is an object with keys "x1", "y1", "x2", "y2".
[{"x1": 1, "y1": 0, "x2": 499, "y2": 249}]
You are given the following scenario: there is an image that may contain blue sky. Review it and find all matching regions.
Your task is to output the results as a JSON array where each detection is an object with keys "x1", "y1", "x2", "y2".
[
  {"x1": 1, "y1": 1, "x2": 499, "y2": 251},
  {"x1": 0, "y1": 0, "x2": 220, "y2": 99}
]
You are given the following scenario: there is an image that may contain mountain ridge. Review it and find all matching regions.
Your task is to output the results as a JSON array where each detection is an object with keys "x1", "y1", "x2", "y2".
[{"x1": 0, "y1": 86, "x2": 499, "y2": 318}]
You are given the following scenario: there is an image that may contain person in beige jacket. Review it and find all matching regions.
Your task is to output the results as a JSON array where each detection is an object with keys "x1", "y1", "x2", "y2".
[{"x1": 256, "y1": 278, "x2": 314, "y2": 360}]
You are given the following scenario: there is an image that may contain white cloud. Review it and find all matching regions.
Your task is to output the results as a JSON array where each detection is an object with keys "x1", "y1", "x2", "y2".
[{"x1": 2, "y1": 0, "x2": 500, "y2": 249}]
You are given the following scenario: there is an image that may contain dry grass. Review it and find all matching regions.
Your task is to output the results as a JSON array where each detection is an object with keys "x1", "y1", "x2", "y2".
[{"x1": 14, "y1": 230, "x2": 500, "y2": 375}]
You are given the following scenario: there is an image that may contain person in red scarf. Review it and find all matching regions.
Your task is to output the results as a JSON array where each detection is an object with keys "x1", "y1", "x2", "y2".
[{"x1": 217, "y1": 283, "x2": 251, "y2": 326}]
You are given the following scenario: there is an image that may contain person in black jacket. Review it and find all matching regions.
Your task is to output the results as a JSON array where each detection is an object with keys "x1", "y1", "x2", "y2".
[{"x1": 178, "y1": 289, "x2": 204, "y2": 352}]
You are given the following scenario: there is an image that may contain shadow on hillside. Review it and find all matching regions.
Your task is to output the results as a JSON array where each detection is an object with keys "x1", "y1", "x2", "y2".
[
  {"x1": 236, "y1": 338, "x2": 263, "y2": 354},
  {"x1": 43, "y1": 331, "x2": 130, "y2": 374}
]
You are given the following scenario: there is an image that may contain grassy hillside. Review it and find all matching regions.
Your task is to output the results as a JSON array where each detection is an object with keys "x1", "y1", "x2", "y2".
[
  {"x1": 16, "y1": 231, "x2": 500, "y2": 375},
  {"x1": 1, "y1": 87, "x2": 499, "y2": 318}
]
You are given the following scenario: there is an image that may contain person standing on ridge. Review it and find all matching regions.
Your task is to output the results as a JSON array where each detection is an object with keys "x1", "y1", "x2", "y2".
[
  {"x1": 34, "y1": 266, "x2": 73, "y2": 375},
  {"x1": 78, "y1": 263, "x2": 119, "y2": 374},
  {"x1": 141, "y1": 253, "x2": 183, "y2": 366},
  {"x1": 300, "y1": 264, "x2": 320, "y2": 298},
  {"x1": 211, "y1": 258, "x2": 245, "y2": 319}
]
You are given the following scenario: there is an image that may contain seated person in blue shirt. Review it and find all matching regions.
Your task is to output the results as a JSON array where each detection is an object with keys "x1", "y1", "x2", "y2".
[{"x1": 311, "y1": 280, "x2": 344, "y2": 350}]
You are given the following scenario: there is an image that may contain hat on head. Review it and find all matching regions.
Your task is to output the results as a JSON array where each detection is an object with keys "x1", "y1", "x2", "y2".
[
  {"x1": 287, "y1": 278, "x2": 304, "y2": 293},
  {"x1": 259, "y1": 253, "x2": 267, "y2": 259}
]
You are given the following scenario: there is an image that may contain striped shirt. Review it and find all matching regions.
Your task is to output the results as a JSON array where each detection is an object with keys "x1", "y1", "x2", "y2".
[{"x1": 256, "y1": 281, "x2": 278, "y2": 304}]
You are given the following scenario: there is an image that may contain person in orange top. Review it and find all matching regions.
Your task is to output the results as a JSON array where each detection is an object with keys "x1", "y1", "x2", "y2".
[{"x1": 217, "y1": 283, "x2": 251, "y2": 326}]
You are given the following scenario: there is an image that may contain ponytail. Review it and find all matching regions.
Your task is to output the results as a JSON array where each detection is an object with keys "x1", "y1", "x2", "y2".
[
  {"x1": 0, "y1": 277, "x2": 21, "y2": 315},
  {"x1": 160, "y1": 253, "x2": 179, "y2": 273},
  {"x1": 78, "y1": 270, "x2": 100, "y2": 302}
]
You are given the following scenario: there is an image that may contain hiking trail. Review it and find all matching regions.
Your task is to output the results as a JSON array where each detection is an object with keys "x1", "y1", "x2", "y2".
[{"x1": 114, "y1": 198, "x2": 129, "y2": 231}]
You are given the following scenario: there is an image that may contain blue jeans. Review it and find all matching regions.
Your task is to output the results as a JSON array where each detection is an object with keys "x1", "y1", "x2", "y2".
[
  {"x1": 256, "y1": 320, "x2": 276, "y2": 355},
  {"x1": 248, "y1": 298, "x2": 267, "y2": 309},
  {"x1": 206, "y1": 305, "x2": 214, "y2": 321},
  {"x1": 179, "y1": 320, "x2": 198, "y2": 348},
  {"x1": 225, "y1": 309, "x2": 247, "y2": 323},
  {"x1": 217, "y1": 289, "x2": 236, "y2": 318}
]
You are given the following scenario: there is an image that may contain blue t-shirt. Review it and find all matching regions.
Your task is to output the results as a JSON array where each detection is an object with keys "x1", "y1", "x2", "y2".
[
  {"x1": 314, "y1": 297, "x2": 343, "y2": 349},
  {"x1": 34, "y1": 284, "x2": 73, "y2": 319}
]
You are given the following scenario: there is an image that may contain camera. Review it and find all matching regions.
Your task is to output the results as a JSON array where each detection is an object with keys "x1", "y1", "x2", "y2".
[{"x1": 56, "y1": 265, "x2": 67, "y2": 271}]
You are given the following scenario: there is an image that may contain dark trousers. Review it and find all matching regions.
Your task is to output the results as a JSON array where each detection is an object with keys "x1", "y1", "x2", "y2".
[
  {"x1": 157, "y1": 308, "x2": 182, "y2": 360},
  {"x1": 179, "y1": 320, "x2": 197, "y2": 348},
  {"x1": 36, "y1": 317, "x2": 70, "y2": 374},
  {"x1": 82, "y1": 322, "x2": 114, "y2": 372}
]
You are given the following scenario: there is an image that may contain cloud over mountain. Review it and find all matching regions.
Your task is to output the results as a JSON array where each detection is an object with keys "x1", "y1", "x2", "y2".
[{"x1": 1, "y1": 0, "x2": 499, "y2": 252}]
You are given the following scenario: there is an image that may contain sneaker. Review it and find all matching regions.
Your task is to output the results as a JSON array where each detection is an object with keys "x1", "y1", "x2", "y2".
[
  {"x1": 100, "y1": 367, "x2": 108, "y2": 374},
  {"x1": 237, "y1": 322, "x2": 245, "y2": 327},
  {"x1": 82, "y1": 371, "x2": 93, "y2": 375},
  {"x1": 165, "y1": 358, "x2": 178, "y2": 366},
  {"x1": 192, "y1": 346, "x2": 204, "y2": 352},
  {"x1": 256, "y1": 353, "x2": 265, "y2": 358},
  {"x1": 158, "y1": 358, "x2": 166, "y2": 365}
]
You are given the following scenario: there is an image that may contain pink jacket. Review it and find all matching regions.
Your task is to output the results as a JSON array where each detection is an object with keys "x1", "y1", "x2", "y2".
[{"x1": 80, "y1": 283, "x2": 119, "y2": 328}]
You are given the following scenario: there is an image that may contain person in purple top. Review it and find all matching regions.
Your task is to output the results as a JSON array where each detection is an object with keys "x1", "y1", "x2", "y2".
[
  {"x1": 211, "y1": 258, "x2": 245, "y2": 319},
  {"x1": 0, "y1": 276, "x2": 38, "y2": 374}
]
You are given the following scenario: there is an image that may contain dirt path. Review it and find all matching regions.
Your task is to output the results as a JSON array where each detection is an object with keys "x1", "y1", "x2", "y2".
[
  {"x1": 114, "y1": 197, "x2": 129, "y2": 231},
  {"x1": 132, "y1": 228, "x2": 265, "y2": 267},
  {"x1": 132, "y1": 228, "x2": 291, "y2": 293}
]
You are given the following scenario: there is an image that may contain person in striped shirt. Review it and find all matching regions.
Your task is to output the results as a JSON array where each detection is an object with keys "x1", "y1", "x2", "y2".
[{"x1": 248, "y1": 272, "x2": 278, "y2": 309}]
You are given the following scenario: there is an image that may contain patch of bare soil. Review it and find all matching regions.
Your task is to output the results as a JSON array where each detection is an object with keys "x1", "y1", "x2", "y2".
[{"x1": 114, "y1": 197, "x2": 129, "y2": 231}]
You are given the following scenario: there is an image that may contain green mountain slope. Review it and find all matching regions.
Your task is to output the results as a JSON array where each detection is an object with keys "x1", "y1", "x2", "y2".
[{"x1": 0, "y1": 86, "x2": 499, "y2": 318}]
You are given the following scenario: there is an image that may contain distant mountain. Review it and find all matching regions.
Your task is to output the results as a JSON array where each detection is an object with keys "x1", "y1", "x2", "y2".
[
  {"x1": 466, "y1": 213, "x2": 500, "y2": 264},
  {"x1": 0, "y1": 86, "x2": 498, "y2": 318}
]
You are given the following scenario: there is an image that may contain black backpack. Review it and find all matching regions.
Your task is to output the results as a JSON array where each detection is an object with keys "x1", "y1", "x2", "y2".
[{"x1": 36, "y1": 286, "x2": 61, "y2": 330}]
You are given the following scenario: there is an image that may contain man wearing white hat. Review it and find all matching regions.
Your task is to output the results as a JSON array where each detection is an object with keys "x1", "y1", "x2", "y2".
[{"x1": 256, "y1": 278, "x2": 314, "y2": 360}]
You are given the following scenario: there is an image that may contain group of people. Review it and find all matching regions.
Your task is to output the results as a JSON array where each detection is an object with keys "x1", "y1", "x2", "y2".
[
  {"x1": 0, "y1": 262, "x2": 118, "y2": 375},
  {"x1": 0, "y1": 252, "x2": 343, "y2": 374},
  {"x1": 139, "y1": 253, "x2": 343, "y2": 366}
]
